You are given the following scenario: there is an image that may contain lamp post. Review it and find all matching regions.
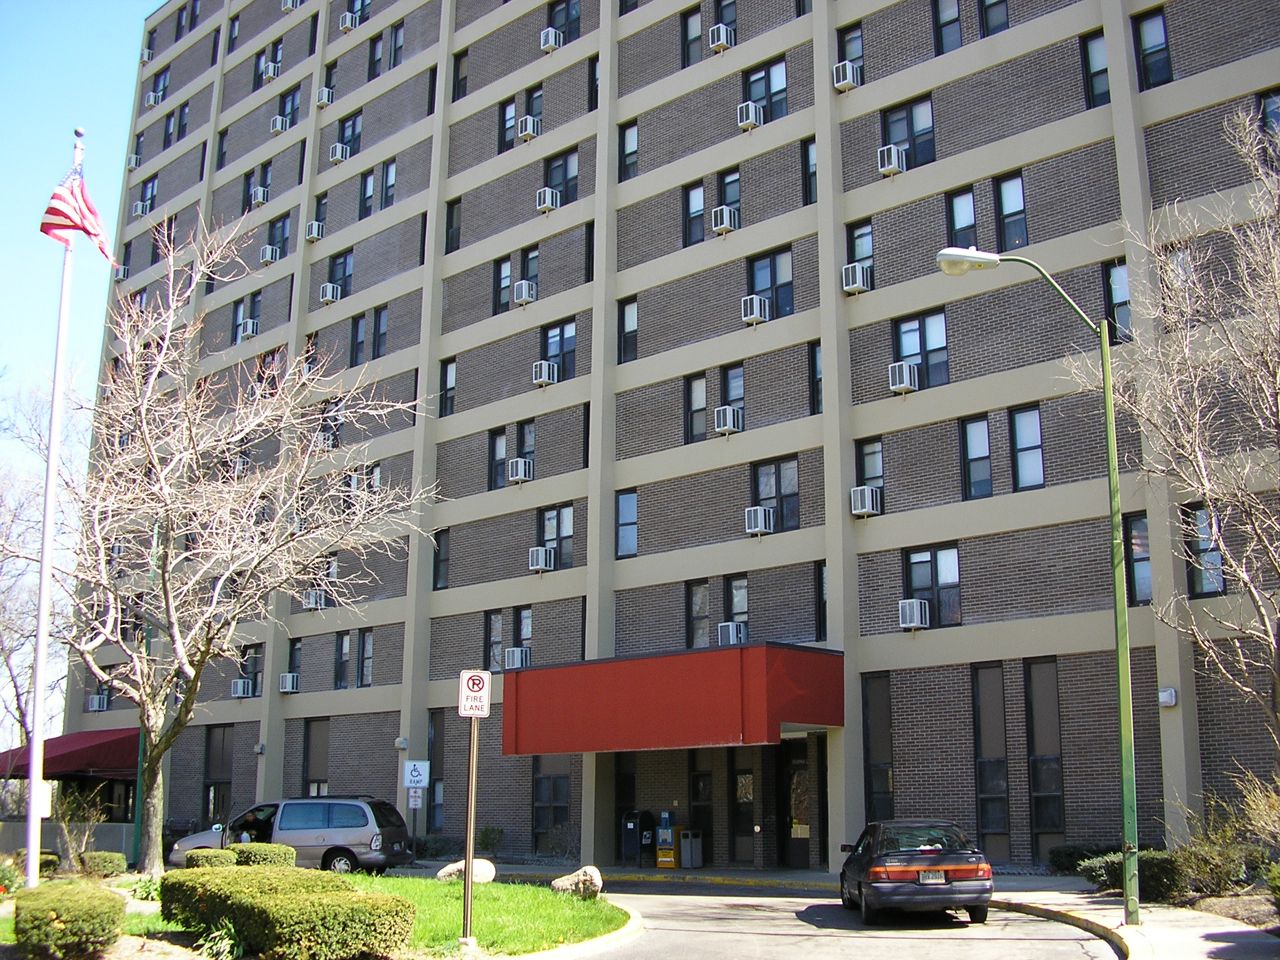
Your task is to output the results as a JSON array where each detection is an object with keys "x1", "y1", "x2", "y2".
[{"x1": 936, "y1": 247, "x2": 1140, "y2": 926}]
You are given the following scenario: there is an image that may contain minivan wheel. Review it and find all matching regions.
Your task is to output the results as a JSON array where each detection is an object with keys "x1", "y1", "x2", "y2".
[{"x1": 323, "y1": 849, "x2": 358, "y2": 873}]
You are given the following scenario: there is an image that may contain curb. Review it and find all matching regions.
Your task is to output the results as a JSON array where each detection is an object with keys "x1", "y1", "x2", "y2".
[
  {"x1": 502, "y1": 870, "x2": 841, "y2": 892},
  {"x1": 992, "y1": 898, "x2": 1135, "y2": 959}
]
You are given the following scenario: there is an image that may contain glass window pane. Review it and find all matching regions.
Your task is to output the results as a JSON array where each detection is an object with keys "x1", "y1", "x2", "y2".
[
  {"x1": 779, "y1": 459, "x2": 798, "y2": 494},
  {"x1": 1017, "y1": 450, "x2": 1044, "y2": 487},
  {"x1": 936, "y1": 548, "x2": 959, "y2": 584},
  {"x1": 923, "y1": 313, "x2": 947, "y2": 350},
  {"x1": 774, "y1": 251, "x2": 792, "y2": 284},
  {"x1": 965, "y1": 420, "x2": 989, "y2": 457},
  {"x1": 1000, "y1": 176, "x2": 1024, "y2": 212}
]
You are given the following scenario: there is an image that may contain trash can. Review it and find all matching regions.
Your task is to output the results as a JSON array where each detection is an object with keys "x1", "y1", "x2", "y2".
[{"x1": 679, "y1": 829, "x2": 703, "y2": 868}]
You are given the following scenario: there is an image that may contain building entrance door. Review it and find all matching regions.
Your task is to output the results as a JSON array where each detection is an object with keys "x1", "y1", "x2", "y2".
[{"x1": 778, "y1": 740, "x2": 810, "y2": 868}]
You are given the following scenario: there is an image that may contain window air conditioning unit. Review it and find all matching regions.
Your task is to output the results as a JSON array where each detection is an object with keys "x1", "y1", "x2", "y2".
[
  {"x1": 507, "y1": 457, "x2": 534, "y2": 484},
  {"x1": 231, "y1": 678, "x2": 254, "y2": 699},
  {"x1": 282, "y1": 0, "x2": 301, "y2": 11},
  {"x1": 262, "y1": 61, "x2": 281, "y2": 82},
  {"x1": 241, "y1": 316, "x2": 260, "y2": 339},
  {"x1": 259, "y1": 244, "x2": 282, "y2": 265},
  {"x1": 744, "y1": 505, "x2": 774, "y2": 536},
  {"x1": 540, "y1": 27, "x2": 563, "y2": 53},
  {"x1": 145, "y1": 91, "x2": 164, "y2": 108},
  {"x1": 504, "y1": 646, "x2": 532, "y2": 670},
  {"x1": 711, "y1": 205, "x2": 740, "y2": 235},
  {"x1": 517, "y1": 115, "x2": 541, "y2": 141},
  {"x1": 716, "y1": 621, "x2": 747, "y2": 646},
  {"x1": 740, "y1": 294, "x2": 770, "y2": 325},
  {"x1": 126, "y1": 153, "x2": 141, "y2": 170},
  {"x1": 339, "y1": 12, "x2": 360, "y2": 32},
  {"x1": 113, "y1": 265, "x2": 130, "y2": 282},
  {"x1": 737, "y1": 101, "x2": 763, "y2": 132},
  {"x1": 317, "y1": 86, "x2": 335, "y2": 107},
  {"x1": 832, "y1": 60, "x2": 863, "y2": 91},
  {"x1": 302, "y1": 588, "x2": 326, "y2": 609},
  {"x1": 842, "y1": 262, "x2": 870, "y2": 295},
  {"x1": 278, "y1": 672, "x2": 300, "y2": 694},
  {"x1": 305, "y1": 220, "x2": 325, "y2": 242},
  {"x1": 319, "y1": 282, "x2": 343, "y2": 304},
  {"x1": 529, "y1": 546, "x2": 556, "y2": 572},
  {"x1": 849, "y1": 485, "x2": 882, "y2": 517},
  {"x1": 713, "y1": 404, "x2": 744, "y2": 436},
  {"x1": 535, "y1": 187, "x2": 561, "y2": 213},
  {"x1": 140, "y1": 48, "x2": 153, "y2": 64},
  {"x1": 132, "y1": 200, "x2": 152, "y2": 217},
  {"x1": 270, "y1": 115, "x2": 290, "y2": 135},
  {"x1": 878, "y1": 144, "x2": 907, "y2": 176},
  {"x1": 532, "y1": 359, "x2": 559, "y2": 386},
  {"x1": 513, "y1": 279, "x2": 538, "y2": 305},
  {"x1": 888, "y1": 360, "x2": 919, "y2": 394},
  {"x1": 88, "y1": 694, "x2": 109, "y2": 713},
  {"x1": 330, "y1": 143, "x2": 350, "y2": 164},
  {"x1": 708, "y1": 23, "x2": 735, "y2": 52},
  {"x1": 250, "y1": 186, "x2": 270, "y2": 207},
  {"x1": 899, "y1": 598, "x2": 930, "y2": 630}
]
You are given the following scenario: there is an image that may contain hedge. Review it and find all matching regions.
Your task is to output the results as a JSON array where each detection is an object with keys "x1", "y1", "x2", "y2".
[
  {"x1": 185, "y1": 848, "x2": 237, "y2": 869},
  {"x1": 80, "y1": 851, "x2": 127, "y2": 878},
  {"x1": 14, "y1": 850, "x2": 61, "y2": 877},
  {"x1": 161, "y1": 866, "x2": 352, "y2": 930},
  {"x1": 235, "y1": 891, "x2": 415, "y2": 960},
  {"x1": 14, "y1": 879, "x2": 124, "y2": 959},
  {"x1": 1078, "y1": 850, "x2": 1188, "y2": 902},
  {"x1": 229, "y1": 842, "x2": 296, "y2": 867}
]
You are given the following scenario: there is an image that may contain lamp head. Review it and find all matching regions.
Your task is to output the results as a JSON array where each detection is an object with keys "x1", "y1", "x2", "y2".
[{"x1": 936, "y1": 247, "x2": 1002, "y2": 276}]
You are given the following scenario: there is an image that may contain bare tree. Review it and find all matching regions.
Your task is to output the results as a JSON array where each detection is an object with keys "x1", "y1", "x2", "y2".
[
  {"x1": 1076, "y1": 113, "x2": 1280, "y2": 752},
  {"x1": 15, "y1": 222, "x2": 433, "y2": 874}
]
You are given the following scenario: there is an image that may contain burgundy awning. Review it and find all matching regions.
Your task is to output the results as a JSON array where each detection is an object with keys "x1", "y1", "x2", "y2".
[{"x1": 0, "y1": 729, "x2": 139, "y2": 780}]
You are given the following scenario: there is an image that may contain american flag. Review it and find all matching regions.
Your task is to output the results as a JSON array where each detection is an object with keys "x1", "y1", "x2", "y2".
[{"x1": 40, "y1": 163, "x2": 115, "y2": 264}]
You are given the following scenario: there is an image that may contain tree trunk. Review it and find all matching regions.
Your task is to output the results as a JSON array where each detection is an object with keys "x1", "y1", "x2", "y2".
[{"x1": 138, "y1": 755, "x2": 166, "y2": 876}]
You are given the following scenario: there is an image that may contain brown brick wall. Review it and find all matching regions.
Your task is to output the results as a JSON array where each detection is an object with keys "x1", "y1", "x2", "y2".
[
  {"x1": 1145, "y1": 96, "x2": 1258, "y2": 209},
  {"x1": 1164, "y1": 0, "x2": 1280, "y2": 79},
  {"x1": 447, "y1": 497, "x2": 589, "y2": 588},
  {"x1": 437, "y1": 404, "x2": 586, "y2": 500},
  {"x1": 450, "y1": 310, "x2": 591, "y2": 412},
  {"x1": 1195, "y1": 647, "x2": 1276, "y2": 801}
]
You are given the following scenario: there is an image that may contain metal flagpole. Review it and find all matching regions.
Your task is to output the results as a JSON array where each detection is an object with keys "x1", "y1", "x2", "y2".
[{"x1": 25, "y1": 130, "x2": 84, "y2": 888}]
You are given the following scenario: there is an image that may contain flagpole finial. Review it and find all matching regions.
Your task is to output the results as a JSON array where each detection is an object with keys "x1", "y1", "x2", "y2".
[{"x1": 74, "y1": 128, "x2": 85, "y2": 138}]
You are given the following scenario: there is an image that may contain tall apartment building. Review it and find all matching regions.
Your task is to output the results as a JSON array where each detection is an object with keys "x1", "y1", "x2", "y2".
[{"x1": 64, "y1": 0, "x2": 1279, "y2": 870}]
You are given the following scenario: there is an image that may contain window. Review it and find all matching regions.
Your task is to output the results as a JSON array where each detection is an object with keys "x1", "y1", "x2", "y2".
[
  {"x1": 857, "y1": 438, "x2": 884, "y2": 496},
  {"x1": 453, "y1": 50, "x2": 468, "y2": 100},
  {"x1": 961, "y1": 416, "x2": 992, "y2": 500},
  {"x1": 526, "y1": 85, "x2": 543, "y2": 122},
  {"x1": 485, "y1": 610, "x2": 503, "y2": 672},
  {"x1": 231, "y1": 299, "x2": 246, "y2": 345},
  {"x1": 621, "y1": 0, "x2": 638, "y2": 12},
  {"x1": 839, "y1": 23, "x2": 863, "y2": 70},
  {"x1": 239, "y1": 644, "x2": 263, "y2": 697},
  {"x1": 210, "y1": 27, "x2": 220, "y2": 65},
  {"x1": 1124, "y1": 513, "x2": 1152, "y2": 606},
  {"x1": 334, "y1": 632, "x2": 351, "y2": 689},
  {"x1": 521, "y1": 246, "x2": 539, "y2": 288},
  {"x1": 744, "y1": 59, "x2": 788, "y2": 123},
  {"x1": 433, "y1": 528, "x2": 449, "y2": 589},
  {"x1": 863, "y1": 674, "x2": 894, "y2": 821},
  {"x1": 981, "y1": 0, "x2": 1009, "y2": 36},
  {"x1": 493, "y1": 257, "x2": 512, "y2": 314},
  {"x1": 1010, "y1": 406, "x2": 1044, "y2": 490},
  {"x1": 895, "y1": 311, "x2": 948, "y2": 387},
  {"x1": 722, "y1": 364, "x2": 744, "y2": 413},
  {"x1": 809, "y1": 342, "x2": 822, "y2": 415},
  {"x1": 539, "y1": 504, "x2": 574, "y2": 568},
  {"x1": 427, "y1": 710, "x2": 444, "y2": 829},
  {"x1": 381, "y1": 160, "x2": 396, "y2": 208},
  {"x1": 191, "y1": 0, "x2": 201, "y2": 27},
  {"x1": 439, "y1": 359, "x2": 456, "y2": 416},
  {"x1": 163, "y1": 112, "x2": 176, "y2": 150},
  {"x1": 684, "y1": 374, "x2": 706, "y2": 442},
  {"x1": 682, "y1": 8, "x2": 702, "y2": 68},
  {"x1": 279, "y1": 86, "x2": 301, "y2": 127},
  {"x1": 548, "y1": 0, "x2": 581, "y2": 42},
  {"x1": 532, "y1": 755, "x2": 571, "y2": 853},
  {"x1": 288, "y1": 638, "x2": 302, "y2": 676},
  {"x1": 948, "y1": 188, "x2": 976, "y2": 249},
  {"x1": 517, "y1": 418, "x2": 535, "y2": 463},
  {"x1": 350, "y1": 315, "x2": 366, "y2": 366},
  {"x1": 175, "y1": 5, "x2": 187, "y2": 40},
  {"x1": 1025, "y1": 658, "x2": 1064, "y2": 863},
  {"x1": 587, "y1": 56, "x2": 599, "y2": 111},
  {"x1": 686, "y1": 580, "x2": 710, "y2": 648},
  {"x1": 748, "y1": 248, "x2": 794, "y2": 318},
  {"x1": 619, "y1": 123, "x2": 638, "y2": 181},
  {"x1": 715, "y1": 0, "x2": 736, "y2": 32},
  {"x1": 543, "y1": 320, "x2": 576, "y2": 378},
  {"x1": 753, "y1": 457, "x2": 799, "y2": 531},
  {"x1": 995, "y1": 173, "x2": 1028, "y2": 251},
  {"x1": 883, "y1": 96, "x2": 935, "y2": 167},
  {"x1": 349, "y1": 0, "x2": 372, "y2": 16},
  {"x1": 488, "y1": 428, "x2": 507, "y2": 490},
  {"x1": 682, "y1": 183, "x2": 705, "y2": 246},
  {"x1": 314, "y1": 193, "x2": 328, "y2": 226},
  {"x1": 584, "y1": 220, "x2": 595, "y2": 282},
  {"x1": 616, "y1": 490, "x2": 637, "y2": 558},
  {"x1": 141, "y1": 175, "x2": 158, "y2": 211},
  {"x1": 177, "y1": 102, "x2": 190, "y2": 140},
  {"x1": 618, "y1": 299, "x2": 638, "y2": 363},
  {"x1": 515, "y1": 605, "x2": 533, "y2": 649},
  {"x1": 303, "y1": 334, "x2": 318, "y2": 374},
  {"x1": 368, "y1": 35, "x2": 383, "y2": 80},
  {"x1": 325, "y1": 61, "x2": 338, "y2": 92},
  {"x1": 973, "y1": 664, "x2": 1010, "y2": 863},
  {"x1": 847, "y1": 220, "x2": 873, "y2": 288},
  {"x1": 203, "y1": 725, "x2": 232, "y2": 827},
  {"x1": 906, "y1": 545, "x2": 961, "y2": 627},
  {"x1": 356, "y1": 629, "x2": 373, "y2": 687},
  {"x1": 1184, "y1": 504, "x2": 1225, "y2": 597},
  {"x1": 802, "y1": 139, "x2": 817, "y2": 205},
  {"x1": 1263, "y1": 89, "x2": 1280, "y2": 135},
  {"x1": 1080, "y1": 31, "x2": 1109, "y2": 107},
  {"x1": 814, "y1": 561, "x2": 827, "y2": 642},
  {"x1": 1133, "y1": 9, "x2": 1171, "y2": 90},
  {"x1": 545, "y1": 149, "x2": 579, "y2": 202},
  {"x1": 725, "y1": 575, "x2": 748, "y2": 625},
  {"x1": 445, "y1": 199, "x2": 461, "y2": 253},
  {"x1": 934, "y1": 0, "x2": 961, "y2": 54},
  {"x1": 328, "y1": 250, "x2": 354, "y2": 296},
  {"x1": 216, "y1": 130, "x2": 227, "y2": 169},
  {"x1": 499, "y1": 99, "x2": 517, "y2": 153},
  {"x1": 303, "y1": 718, "x2": 329, "y2": 796},
  {"x1": 227, "y1": 15, "x2": 239, "y2": 52},
  {"x1": 339, "y1": 112, "x2": 362, "y2": 154},
  {"x1": 308, "y1": 13, "x2": 318, "y2": 56},
  {"x1": 253, "y1": 50, "x2": 268, "y2": 92},
  {"x1": 358, "y1": 170, "x2": 375, "y2": 219},
  {"x1": 718, "y1": 168, "x2": 740, "y2": 211},
  {"x1": 1105, "y1": 261, "x2": 1132, "y2": 343},
  {"x1": 269, "y1": 212, "x2": 291, "y2": 253}
]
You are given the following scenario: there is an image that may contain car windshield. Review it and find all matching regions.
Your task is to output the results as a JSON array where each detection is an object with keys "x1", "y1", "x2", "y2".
[
  {"x1": 370, "y1": 800, "x2": 406, "y2": 830},
  {"x1": 876, "y1": 824, "x2": 972, "y2": 854}
]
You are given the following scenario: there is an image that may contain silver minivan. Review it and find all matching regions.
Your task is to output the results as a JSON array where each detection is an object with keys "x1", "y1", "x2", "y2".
[{"x1": 168, "y1": 795, "x2": 413, "y2": 872}]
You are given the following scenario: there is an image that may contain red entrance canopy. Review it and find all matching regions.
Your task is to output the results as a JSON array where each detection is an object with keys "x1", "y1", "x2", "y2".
[{"x1": 0, "y1": 729, "x2": 139, "y2": 780}]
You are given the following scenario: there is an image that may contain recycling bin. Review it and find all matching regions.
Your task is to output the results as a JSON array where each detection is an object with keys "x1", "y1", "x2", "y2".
[{"x1": 679, "y1": 829, "x2": 703, "y2": 868}]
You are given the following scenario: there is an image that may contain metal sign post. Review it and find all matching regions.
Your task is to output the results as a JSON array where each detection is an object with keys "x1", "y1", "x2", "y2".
[{"x1": 457, "y1": 670, "x2": 491, "y2": 948}]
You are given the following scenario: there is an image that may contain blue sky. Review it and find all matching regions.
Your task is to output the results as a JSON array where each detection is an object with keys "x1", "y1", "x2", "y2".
[{"x1": 0, "y1": 1, "x2": 159, "y2": 473}]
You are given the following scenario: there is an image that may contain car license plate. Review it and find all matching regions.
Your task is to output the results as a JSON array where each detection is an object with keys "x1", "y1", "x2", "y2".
[{"x1": 918, "y1": 870, "x2": 945, "y2": 884}]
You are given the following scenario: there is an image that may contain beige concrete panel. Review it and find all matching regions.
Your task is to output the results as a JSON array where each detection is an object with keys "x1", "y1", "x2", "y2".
[
  {"x1": 615, "y1": 416, "x2": 823, "y2": 488},
  {"x1": 433, "y1": 470, "x2": 589, "y2": 527},
  {"x1": 1137, "y1": 48, "x2": 1280, "y2": 127},
  {"x1": 438, "y1": 286, "x2": 594, "y2": 357},
  {"x1": 613, "y1": 526, "x2": 825, "y2": 590},
  {"x1": 428, "y1": 567, "x2": 589, "y2": 617},
  {"x1": 288, "y1": 595, "x2": 410, "y2": 633},
  {"x1": 432, "y1": 375, "x2": 591, "y2": 442}
]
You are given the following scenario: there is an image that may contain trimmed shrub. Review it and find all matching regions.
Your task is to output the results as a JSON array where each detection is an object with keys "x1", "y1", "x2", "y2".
[
  {"x1": 161, "y1": 866, "x2": 351, "y2": 930},
  {"x1": 185, "y1": 848, "x2": 236, "y2": 869},
  {"x1": 14, "y1": 850, "x2": 61, "y2": 877},
  {"x1": 14, "y1": 879, "x2": 124, "y2": 959},
  {"x1": 1175, "y1": 839, "x2": 1271, "y2": 895},
  {"x1": 1078, "y1": 850, "x2": 1188, "y2": 902},
  {"x1": 229, "y1": 842, "x2": 296, "y2": 867},
  {"x1": 1267, "y1": 862, "x2": 1280, "y2": 913},
  {"x1": 79, "y1": 851, "x2": 126, "y2": 878},
  {"x1": 235, "y1": 891, "x2": 415, "y2": 960}
]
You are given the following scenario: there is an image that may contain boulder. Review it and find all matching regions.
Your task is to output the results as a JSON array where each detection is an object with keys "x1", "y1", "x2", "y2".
[
  {"x1": 551, "y1": 865, "x2": 604, "y2": 899},
  {"x1": 436, "y1": 858, "x2": 496, "y2": 883}
]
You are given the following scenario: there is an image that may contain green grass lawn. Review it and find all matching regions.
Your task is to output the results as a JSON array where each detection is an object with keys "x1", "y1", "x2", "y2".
[
  {"x1": 0, "y1": 915, "x2": 12, "y2": 944},
  {"x1": 0, "y1": 908, "x2": 181, "y2": 945},
  {"x1": 347, "y1": 874, "x2": 629, "y2": 956}
]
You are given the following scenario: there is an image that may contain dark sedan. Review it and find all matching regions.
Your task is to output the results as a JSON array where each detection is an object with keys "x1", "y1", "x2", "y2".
[{"x1": 839, "y1": 819, "x2": 994, "y2": 925}]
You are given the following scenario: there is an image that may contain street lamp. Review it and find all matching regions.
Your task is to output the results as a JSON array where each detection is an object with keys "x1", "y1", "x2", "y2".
[{"x1": 936, "y1": 247, "x2": 1140, "y2": 927}]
